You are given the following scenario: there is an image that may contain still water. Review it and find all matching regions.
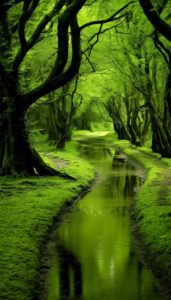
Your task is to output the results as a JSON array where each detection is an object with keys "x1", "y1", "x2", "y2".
[{"x1": 44, "y1": 141, "x2": 166, "y2": 300}]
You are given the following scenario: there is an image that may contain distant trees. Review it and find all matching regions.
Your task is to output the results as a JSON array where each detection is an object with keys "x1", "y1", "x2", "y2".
[
  {"x1": 138, "y1": 0, "x2": 171, "y2": 156},
  {"x1": 105, "y1": 96, "x2": 130, "y2": 141},
  {"x1": 95, "y1": 0, "x2": 171, "y2": 156},
  {"x1": 75, "y1": 0, "x2": 171, "y2": 157},
  {"x1": 39, "y1": 80, "x2": 82, "y2": 150}
]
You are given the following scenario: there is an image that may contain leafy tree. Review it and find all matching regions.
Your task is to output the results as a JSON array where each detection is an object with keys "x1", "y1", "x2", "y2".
[
  {"x1": 1, "y1": 0, "x2": 134, "y2": 175},
  {"x1": 137, "y1": 0, "x2": 171, "y2": 155},
  {"x1": 105, "y1": 95, "x2": 130, "y2": 141},
  {"x1": 0, "y1": 0, "x2": 88, "y2": 176},
  {"x1": 91, "y1": 1, "x2": 171, "y2": 155},
  {"x1": 84, "y1": 4, "x2": 151, "y2": 146}
]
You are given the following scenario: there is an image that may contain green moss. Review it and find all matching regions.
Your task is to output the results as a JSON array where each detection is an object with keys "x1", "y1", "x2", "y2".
[{"x1": 0, "y1": 136, "x2": 94, "y2": 300}]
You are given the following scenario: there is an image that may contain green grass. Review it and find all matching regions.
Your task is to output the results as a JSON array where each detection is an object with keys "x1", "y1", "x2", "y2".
[{"x1": 0, "y1": 135, "x2": 94, "y2": 300}]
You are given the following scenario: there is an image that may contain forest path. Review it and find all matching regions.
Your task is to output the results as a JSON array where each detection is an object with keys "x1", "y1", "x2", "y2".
[{"x1": 45, "y1": 153, "x2": 69, "y2": 169}]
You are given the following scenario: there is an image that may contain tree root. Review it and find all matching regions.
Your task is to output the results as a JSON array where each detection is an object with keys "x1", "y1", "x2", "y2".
[
  {"x1": 0, "y1": 148, "x2": 76, "y2": 180},
  {"x1": 31, "y1": 148, "x2": 76, "y2": 180}
]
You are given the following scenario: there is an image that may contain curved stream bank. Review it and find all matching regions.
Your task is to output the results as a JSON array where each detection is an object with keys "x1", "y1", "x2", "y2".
[{"x1": 38, "y1": 139, "x2": 168, "y2": 300}]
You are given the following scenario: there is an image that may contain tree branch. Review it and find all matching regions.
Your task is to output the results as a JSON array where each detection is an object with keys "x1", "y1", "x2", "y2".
[
  {"x1": 13, "y1": 0, "x2": 65, "y2": 71},
  {"x1": 79, "y1": 1, "x2": 135, "y2": 31},
  {"x1": 138, "y1": 0, "x2": 171, "y2": 41},
  {"x1": 153, "y1": 31, "x2": 170, "y2": 65},
  {"x1": 18, "y1": 0, "x2": 86, "y2": 111}
]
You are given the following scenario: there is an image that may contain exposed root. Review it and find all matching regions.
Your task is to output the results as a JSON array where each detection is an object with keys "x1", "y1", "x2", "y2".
[{"x1": 0, "y1": 148, "x2": 76, "y2": 180}]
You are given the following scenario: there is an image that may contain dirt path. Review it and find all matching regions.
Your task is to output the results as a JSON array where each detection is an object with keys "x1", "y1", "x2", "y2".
[{"x1": 45, "y1": 153, "x2": 69, "y2": 169}]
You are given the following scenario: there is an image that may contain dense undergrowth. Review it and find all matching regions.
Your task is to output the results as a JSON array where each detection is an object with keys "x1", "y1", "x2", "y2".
[{"x1": 0, "y1": 134, "x2": 94, "y2": 300}]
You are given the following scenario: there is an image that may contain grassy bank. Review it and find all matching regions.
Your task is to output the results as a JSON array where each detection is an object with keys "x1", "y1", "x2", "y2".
[
  {"x1": 112, "y1": 139, "x2": 171, "y2": 294},
  {"x1": 0, "y1": 135, "x2": 94, "y2": 300}
]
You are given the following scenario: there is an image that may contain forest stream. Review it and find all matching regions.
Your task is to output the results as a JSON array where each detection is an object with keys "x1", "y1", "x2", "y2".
[{"x1": 40, "y1": 138, "x2": 167, "y2": 300}]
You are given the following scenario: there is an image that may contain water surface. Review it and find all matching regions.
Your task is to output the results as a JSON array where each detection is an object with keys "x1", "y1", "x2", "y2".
[{"x1": 44, "y1": 141, "x2": 166, "y2": 300}]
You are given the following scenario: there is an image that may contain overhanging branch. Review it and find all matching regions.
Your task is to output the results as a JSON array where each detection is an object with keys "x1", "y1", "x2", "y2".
[
  {"x1": 13, "y1": 0, "x2": 65, "y2": 71},
  {"x1": 79, "y1": 1, "x2": 135, "y2": 31},
  {"x1": 18, "y1": 0, "x2": 86, "y2": 111},
  {"x1": 138, "y1": 0, "x2": 171, "y2": 41}
]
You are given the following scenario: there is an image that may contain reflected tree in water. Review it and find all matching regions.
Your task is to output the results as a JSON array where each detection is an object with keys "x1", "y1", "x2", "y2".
[{"x1": 57, "y1": 244, "x2": 82, "y2": 300}]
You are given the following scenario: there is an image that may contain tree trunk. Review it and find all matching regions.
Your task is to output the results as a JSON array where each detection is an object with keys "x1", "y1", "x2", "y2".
[
  {"x1": 115, "y1": 122, "x2": 130, "y2": 141},
  {"x1": 56, "y1": 133, "x2": 66, "y2": 150},
  {"x1": 0, "y1": 105, "x2": 59, "y2": 176},
  {"x1": 151, "y1": 114, "x2": 171, "y2": 158},
  {"x1": 0, "y1": 77, "x2": 5, "y2": 167},
  {"x1": 164, "y1": 61, "x2": 171, "y2": 120},
  {"x1": 47, "y1": 103, "x2": 59, "y2": 143},
  {"x1": 0, "y1": 68, "x2": 74, "y2": 178},
  {"x1": 0, "y1": 113, "x2": 5, "y2": 167},
  {"x1": 0, "y1": 91, "x2": 73, "y2": 177}
]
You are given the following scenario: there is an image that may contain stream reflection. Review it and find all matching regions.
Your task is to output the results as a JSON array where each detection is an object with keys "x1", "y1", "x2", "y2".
[
  {"x1": 57, "y1": 244, "x2": 82, "y2": 300},
  {"x1": 44, "y1": 142, "x2": 165, "y2": 300}
]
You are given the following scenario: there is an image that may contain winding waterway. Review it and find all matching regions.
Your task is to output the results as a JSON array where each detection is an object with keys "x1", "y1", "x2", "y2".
[{"x1": 42, "y1": 139, "x2": 166, "y2": 300}]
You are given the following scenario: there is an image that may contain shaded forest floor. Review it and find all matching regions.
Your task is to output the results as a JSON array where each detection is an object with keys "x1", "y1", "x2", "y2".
[{"x1": 0, "y1": 135, "x2": 94, "y2": 300}]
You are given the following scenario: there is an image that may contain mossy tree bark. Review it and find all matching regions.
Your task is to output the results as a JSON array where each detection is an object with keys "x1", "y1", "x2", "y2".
[
  {"x1": 0, "y1": 70, "x2": 61, "y2": 176},
  {"x1": 105, "y1": 98, "x2": 130, "y2": 141},
  {"x1": 153, "y1": 61, "x2": 171, "y2": 157},
  {"x1": 144, "y1": 49, "x2": 171, "y2": 157},
  {"x1": 151, "y1": 114, "x2": 171, "y2": 157},
  {"x1": 46, "y1": 85, "x2": 73, "y2": 151},
  {"x1": 1, "y1": 109, "x2": 59, "y2": 176},
  {"x1": 164, "y1": 58, "x2": 171, "y2": 120},
  {"x1": 136, "y1": 1, "x2": 171, "y2": 156}
]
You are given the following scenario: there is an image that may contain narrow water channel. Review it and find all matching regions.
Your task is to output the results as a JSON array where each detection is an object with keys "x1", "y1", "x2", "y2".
[{"x1": 43, "y1": 140, "x2": 166, "y2": 300}]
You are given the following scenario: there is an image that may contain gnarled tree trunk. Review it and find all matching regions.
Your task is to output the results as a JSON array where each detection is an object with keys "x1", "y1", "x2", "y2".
[
  {"x1": 151, "y1": 114, "x2": 171, "y2": 157},
  {"x1": 0, "y1": 73, "x2": 72, "y2": 177},
  {"x1": 0, "y1": 94, "x2": 63, "y2": 176}
]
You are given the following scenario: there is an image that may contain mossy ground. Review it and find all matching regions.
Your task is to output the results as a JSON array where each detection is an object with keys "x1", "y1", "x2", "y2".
[
  {"x1": 0, "y1": 135, "x2": 94, "y2": 300},
  {"x1": 112, "y1": 137, "x2": 171, "y2": 293}
]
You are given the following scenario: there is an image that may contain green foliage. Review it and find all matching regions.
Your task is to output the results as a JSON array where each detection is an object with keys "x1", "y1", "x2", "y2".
[{"x1": 20, "y1": 0, "x2": 169, "y2": 154}]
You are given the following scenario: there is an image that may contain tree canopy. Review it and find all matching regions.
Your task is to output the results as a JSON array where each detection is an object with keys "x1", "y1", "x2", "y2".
[{"x1": 0, "y1": 0, "x2": 171, "y2": 176}]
